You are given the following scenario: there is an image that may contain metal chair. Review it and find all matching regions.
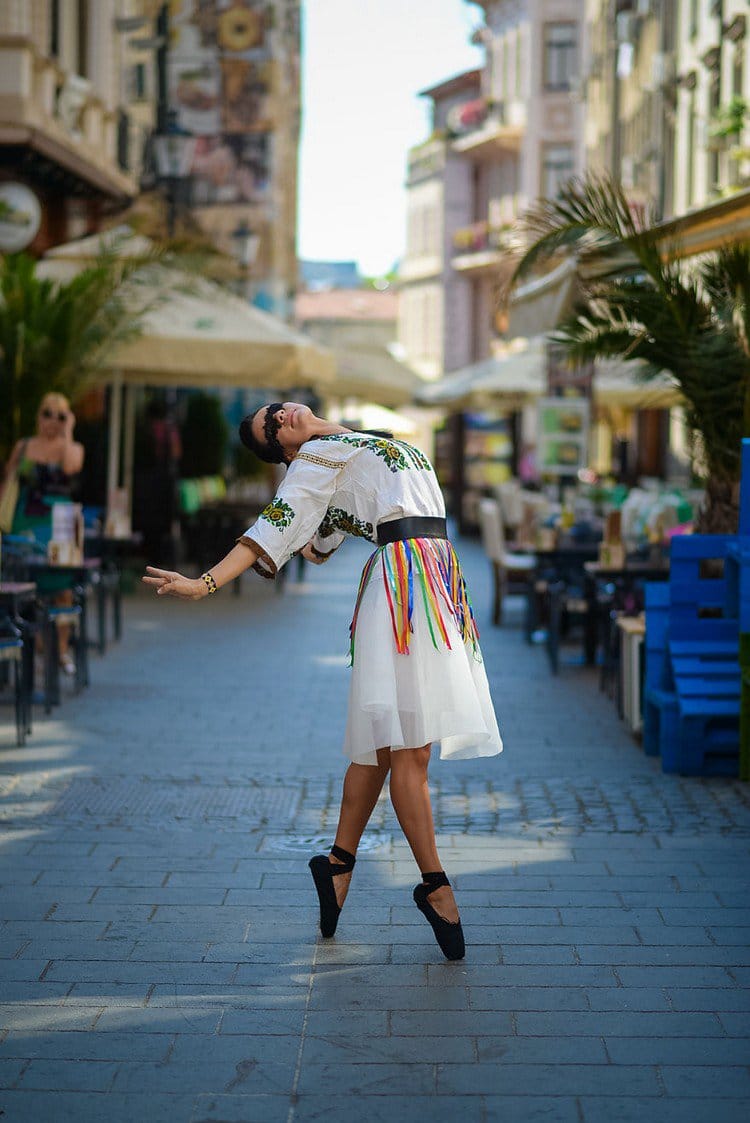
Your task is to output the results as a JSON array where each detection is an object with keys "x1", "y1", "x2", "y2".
[{"x1": 0, "y1": 616, "x2": 30, "y2": 746}]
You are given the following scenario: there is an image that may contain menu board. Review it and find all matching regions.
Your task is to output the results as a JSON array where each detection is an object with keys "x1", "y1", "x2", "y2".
[
  {"x1": 463, "y1": 413, "x2": 514, "y2": 488},
  {"x1": 538, "y1": 398, "x2": 590, "y2": 475},
  {"x1": 168, "y1": 1, "x2": 275, "y2": 204}
]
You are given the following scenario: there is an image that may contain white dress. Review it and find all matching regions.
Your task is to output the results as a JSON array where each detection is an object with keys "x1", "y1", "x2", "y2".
[{"x1": 238, "y1": 434, "x2": 503, "y2": 767}]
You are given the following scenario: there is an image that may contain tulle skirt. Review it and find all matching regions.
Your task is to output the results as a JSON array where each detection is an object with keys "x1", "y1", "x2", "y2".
[{"x1": 343, "y1": 539, "x2": 504, "y2": 766}]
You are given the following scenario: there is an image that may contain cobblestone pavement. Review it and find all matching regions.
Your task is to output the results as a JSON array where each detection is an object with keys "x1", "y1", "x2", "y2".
[{"x1": 1, "y1": 535, "x2": 750, "y2": 1123}]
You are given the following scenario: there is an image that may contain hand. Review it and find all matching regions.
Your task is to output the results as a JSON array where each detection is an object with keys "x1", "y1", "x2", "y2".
[
  {"x1": 142, "y1": 567, "x2": 207, "y2": 600},
  {"x1": 300, "y1": 542, "x2": 326, "y2": 565},
  {"x1": 63, "y1": 411, "x2": 76, "y2": 439}
]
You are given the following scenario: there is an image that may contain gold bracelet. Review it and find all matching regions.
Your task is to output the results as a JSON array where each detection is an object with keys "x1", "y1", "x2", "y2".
[{"x1": 201, "y1": 572, "x2": 218, "y2": 595}]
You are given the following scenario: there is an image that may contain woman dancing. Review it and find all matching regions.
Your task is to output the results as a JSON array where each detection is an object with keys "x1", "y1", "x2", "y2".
[{"x1": 143, "y1": 402, "x2": 502, "y2": 959}]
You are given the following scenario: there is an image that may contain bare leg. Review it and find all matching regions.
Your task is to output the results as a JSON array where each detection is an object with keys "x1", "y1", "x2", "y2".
[
  {"x1": 388, "y1": 745, "x2": 459, "y2": 923},
  {"x1": 329, "y1": 747, "x2": 391, "y2": 907}
]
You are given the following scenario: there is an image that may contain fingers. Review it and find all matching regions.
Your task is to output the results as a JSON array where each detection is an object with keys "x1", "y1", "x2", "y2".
[{"x1": 145, "y1": 566, "x2": 174, "y2": 578}]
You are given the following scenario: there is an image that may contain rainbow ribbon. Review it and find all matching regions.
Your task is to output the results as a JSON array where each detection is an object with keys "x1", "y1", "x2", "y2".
[{"x1": 349, "y1": 537, "x2": 479, "y2": 664}]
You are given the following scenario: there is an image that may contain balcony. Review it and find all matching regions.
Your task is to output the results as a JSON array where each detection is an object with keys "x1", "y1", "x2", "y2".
[
  {"x1": 451, "y1": 220, "x2": 518, "y2": 275},
  {"x1": 0, "y1": 35, "x2": 137, "y2": 204},
  {"x1": 448, "y1": 98, "x2": 525, "y2": 159}
]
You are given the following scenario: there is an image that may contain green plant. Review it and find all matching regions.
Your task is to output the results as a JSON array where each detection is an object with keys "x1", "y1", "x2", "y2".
[
  {"x1": 507, "y1": 174, "x2": 750, "y2": 533},
  {"x1": 0, "y1": 245, "x2": 164, "y2": 461},
  {"x1": 710, "y1": 96, "x2": 747, "y2": 140}
]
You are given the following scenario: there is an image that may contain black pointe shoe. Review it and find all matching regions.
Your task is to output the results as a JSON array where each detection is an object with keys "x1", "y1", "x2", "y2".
[
  {"x1": 413, "y1": 870, "x2": 465, "y2": 961},
  {"x1": 308, "y1": 844, "x2": 356, "y2": 938}
]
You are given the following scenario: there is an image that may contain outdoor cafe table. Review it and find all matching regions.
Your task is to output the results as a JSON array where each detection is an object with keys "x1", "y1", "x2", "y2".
[
  {"x1": 582, "y1": 559, "x2": 670, "y2": 667},
  {"x1": 526, "y1": 542, "x2": 600, "y2": 643}
]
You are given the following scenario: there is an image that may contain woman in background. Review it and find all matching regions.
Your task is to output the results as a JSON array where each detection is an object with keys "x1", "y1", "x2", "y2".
[{"x1": 1, "y1": 392, "x2": 84, "y2": 673}]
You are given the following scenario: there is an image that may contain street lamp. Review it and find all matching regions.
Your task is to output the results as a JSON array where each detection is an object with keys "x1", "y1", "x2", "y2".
[
  {"x1": 153, "y1": 110, "x2": 196, "y2": 238},
  {"x1": 230, "y1": 219, "x2": 261, "y2": 300}
]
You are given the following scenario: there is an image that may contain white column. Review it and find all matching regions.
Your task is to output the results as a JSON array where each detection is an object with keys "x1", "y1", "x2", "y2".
[{"x1": 107, "y1": 375, "x2": 123, "y2": 517}]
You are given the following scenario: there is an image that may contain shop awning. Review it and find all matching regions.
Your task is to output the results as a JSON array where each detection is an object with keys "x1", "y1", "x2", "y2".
[
  {"x1": 505, "y1": 258, "x2": 579, "y2": 340},
  {"x1": 594, "y1": 359, "x2": 681, "y2": 407},
  {"x1": 415, "y1": 338, "x2": 547, "y2": 409},
  {"x1": 40, "y1": 227, "x2": 336, "y2": 389},
  {"x1": 415, "y1": 336, "x2": 682, "y2": 411}
]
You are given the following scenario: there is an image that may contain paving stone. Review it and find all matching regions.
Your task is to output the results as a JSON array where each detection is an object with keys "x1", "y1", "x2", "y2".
[
  {"x1": 437, "y1": 1062, "x2": 660, "y2": 1096},
  {"x1": 577, "y1": 1096, "x2": 750, "y2": 1123},
  {"x1": 659, "y1": 1065, "x2": 750, "y2": 1097},
  {"x1": 0, "y1": 1090, "x2": 199, "y2": 1123},
  {"x1": 614, "y1": 966, "x2": 736, "y2": 988},
  {"x1": 16, "y1": 1058, "x2": 119, "y2": 1092},
  {"x1": 0, "y1": 1030, "x2": 174, "y2": 1062},
  {"x1": 516, "y1": 1010, "x2": 725, "y2": 1036},
  {"x1": 604, "y1": 1036, "x2": 750, "y2": 1065},
  {"x1": 289, "y1": 1095, "x2": 489, "y2": 1123}
]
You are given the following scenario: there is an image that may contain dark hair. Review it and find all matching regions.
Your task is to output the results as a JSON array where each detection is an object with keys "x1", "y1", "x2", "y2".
[
  {"x1": 238, "y1": 410, "x2": 396, "y2": 467},
  {"x1": 239, "y1": 404, "x2": 288, "y2": 465}
]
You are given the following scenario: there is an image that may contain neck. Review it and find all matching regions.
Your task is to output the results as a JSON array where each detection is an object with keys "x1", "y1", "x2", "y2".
[{"x1": 310, "y1": 418, "x2": 352, "y2": 437}]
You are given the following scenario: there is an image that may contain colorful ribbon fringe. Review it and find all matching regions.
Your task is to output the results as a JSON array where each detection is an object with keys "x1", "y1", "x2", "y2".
[{"x1": 349, "y1": 537, "x2": 479, "y2": 664}]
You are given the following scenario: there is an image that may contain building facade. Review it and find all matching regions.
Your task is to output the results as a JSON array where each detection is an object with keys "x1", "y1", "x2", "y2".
[
  {"x1": 398, "y1": 0, "x2": 585, "y2": 381},
  {"x1": 165, "y1": 0, "x2": 301, "y2": 318},
  {"x1": 584, "y1": 0, "x2": 748, "y2": 221},
  {"x1": 0, "y1": 0, "x2": 155, "y2": 252}
]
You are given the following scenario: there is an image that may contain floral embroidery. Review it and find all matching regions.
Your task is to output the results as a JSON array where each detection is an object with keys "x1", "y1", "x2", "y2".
[
  {"x1": 319, "y1": 506, "x2": 374, "y2": 540},
  {"x1": 317, "y1": 433, "x2": 431, "y2": 473},
  {"x1": 259, "y1": 498, "x2": 295, "y2": 530}
]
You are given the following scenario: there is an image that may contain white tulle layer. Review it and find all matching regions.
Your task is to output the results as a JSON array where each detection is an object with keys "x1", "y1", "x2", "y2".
[{"x1": 343, "y1": 564, "x2": 504, "y2": 766}]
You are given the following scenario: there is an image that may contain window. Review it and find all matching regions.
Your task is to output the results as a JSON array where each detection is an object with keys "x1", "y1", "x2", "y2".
[
  {"x1": 543, "y1": 23, "x2": 577, "y2": 91},
  {"x1": 733, "y1": 45, "x2": 744, "y2": 99},
  {"x1": 50, "y1": 0, "x2": 59, "y2": 57},
  {"x1": 76, "y1": 0, "x2": 88, "y2": 77},
  {"x1": 542, "y1": 143, "x2": 575, "y2": 199},
  {"x1": 687, "y1": 89, "x2": 696, "y2": 206},
  {"x1": 708, "y1": 75, "x2": 721, "y2": 191},
  {"x1": 689, "y1": 0, "x2": 698, "y2": 39},
  {"x1": 133, "y1": 62, "x2": 148, "y2": 101}
]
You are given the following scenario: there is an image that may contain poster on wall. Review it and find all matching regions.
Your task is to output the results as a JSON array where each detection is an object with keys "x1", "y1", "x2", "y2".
[
  {"x1": 538, "y1": 398, "x2": 590, "y2": 476},
  {"x1": 168, "y1": 0, "x2": 274, "y2": 204}
]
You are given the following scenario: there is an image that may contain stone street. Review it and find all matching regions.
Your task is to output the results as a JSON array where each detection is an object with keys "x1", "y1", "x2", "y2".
[{"x1": 1, "y1": 535, "x2": 749, "y2": 1122}]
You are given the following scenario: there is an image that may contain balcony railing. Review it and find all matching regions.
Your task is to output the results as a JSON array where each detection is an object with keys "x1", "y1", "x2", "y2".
[{"x1": 452, "y1": 221, "x2": 513, "y2": 254}]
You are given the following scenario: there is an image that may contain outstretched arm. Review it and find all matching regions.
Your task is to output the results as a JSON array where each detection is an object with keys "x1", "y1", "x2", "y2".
[{"x1": 142, "y1": 542, "x2": 258, "y2": 601}]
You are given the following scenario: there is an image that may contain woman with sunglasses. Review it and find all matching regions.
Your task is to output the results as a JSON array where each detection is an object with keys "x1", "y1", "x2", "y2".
[
  {"x1": 1, "y1": 393, "x2": 85, "y2": 674},
  {"x1": 143, "y1": 402, "x2": 503, "y2": 960}
]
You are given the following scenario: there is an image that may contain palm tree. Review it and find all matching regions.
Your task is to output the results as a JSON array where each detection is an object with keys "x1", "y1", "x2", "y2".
[
  {"x1": 0, "y1": 245, "x2": 169, "y2": 461},
  {"x1": 507, "y1": 175, "x2": 750, "y2": 533}
]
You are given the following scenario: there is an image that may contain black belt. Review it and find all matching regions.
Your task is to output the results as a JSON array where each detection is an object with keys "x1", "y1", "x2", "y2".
[{"x1": 377, "y1": 516, "x2": 447, "y2": 546}]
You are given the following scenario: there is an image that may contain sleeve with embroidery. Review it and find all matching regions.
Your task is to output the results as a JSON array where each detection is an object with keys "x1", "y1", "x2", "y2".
[
  {"x1": 236, "y1": 451, "x2": 345, "y2": 578},
  {"x1": 308, "y1": 513, "x2": 346, "y2": 563}
]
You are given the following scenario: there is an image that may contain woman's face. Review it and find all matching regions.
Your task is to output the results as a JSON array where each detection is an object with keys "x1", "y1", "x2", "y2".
[
  {"x1": 251, "y1": 401, "x2": 315, "y2": 460},
  {"x1": 37, "y1": 397, "x2": 68, "y2": 439}
]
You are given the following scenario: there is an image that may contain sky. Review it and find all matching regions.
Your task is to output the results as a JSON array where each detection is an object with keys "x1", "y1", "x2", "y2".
[{"x1": 297, "y1": 0, "x2": 483, "y2": 277}]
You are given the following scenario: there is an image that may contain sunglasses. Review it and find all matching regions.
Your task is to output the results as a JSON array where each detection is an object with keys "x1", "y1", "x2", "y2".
[
  {"x1": 262, "y1": 403, "x2": 287, "y2": 462},
  {"x1": 41, "y1": 409, "x2": 67, "y2": 422}
]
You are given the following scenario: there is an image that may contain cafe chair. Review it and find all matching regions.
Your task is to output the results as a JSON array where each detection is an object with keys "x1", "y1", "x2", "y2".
[
  {"x1": 0, "y1": 617, "x2": 30, "y2": 747},
  {"x1": 477, "y1": 498, "x2": 536, "y2": 627},
  {"x1": 545, "y1": 575, "x2": 593, "y2": 675}
]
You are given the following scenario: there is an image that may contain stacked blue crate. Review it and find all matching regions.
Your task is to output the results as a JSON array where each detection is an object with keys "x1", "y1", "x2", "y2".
[
  {"x1": 725, "y1": 439, "x2": 750, "y2": 781},
  {"x1": 643, "y1": 534, "x2": 740, "y2": 776}
]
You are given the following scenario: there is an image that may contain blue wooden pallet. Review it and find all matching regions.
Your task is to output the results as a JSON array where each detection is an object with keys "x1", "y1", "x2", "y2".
[{"x1": 643, "y1": 534, "x2": 740, "y2": 774}]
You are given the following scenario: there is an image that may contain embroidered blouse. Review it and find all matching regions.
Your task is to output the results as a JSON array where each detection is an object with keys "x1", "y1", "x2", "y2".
[{"x1": 237, "y1": 433, "x2": 445, "y2": 578}]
